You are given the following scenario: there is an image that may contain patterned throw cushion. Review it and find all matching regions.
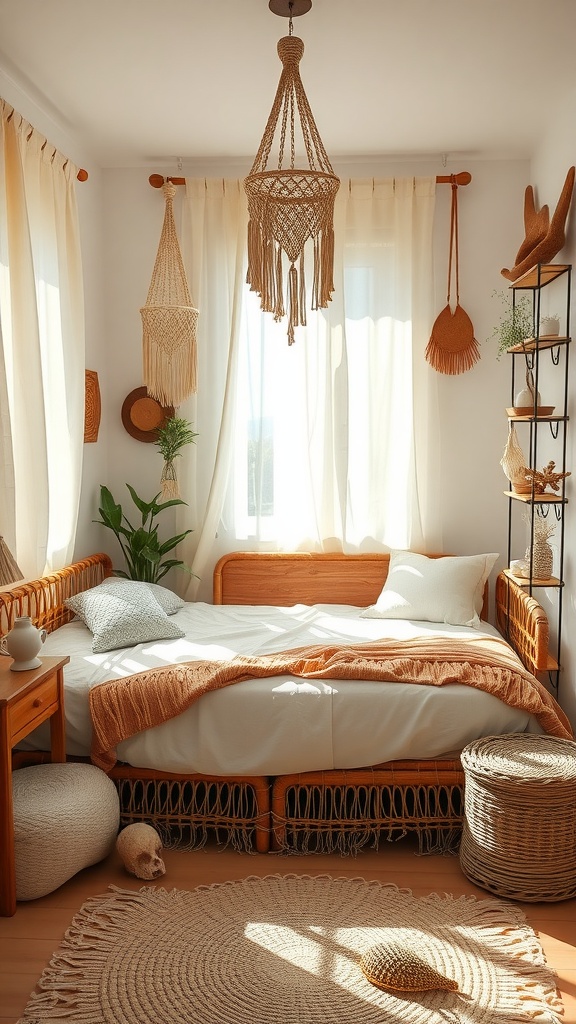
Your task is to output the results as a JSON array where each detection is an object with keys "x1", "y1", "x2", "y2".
[
  {"x1": 89, "y1": 578, "x2": 186, "y2": 615},
  {"x1": 65, "y1": 581, "x2": 185, "y2": 653},
  {"x1": 360, "y1": 941, "x2": 459, "y2": 992},
  {"x1": 360, "y1": 550, "x2": 498, "y2": 628}
]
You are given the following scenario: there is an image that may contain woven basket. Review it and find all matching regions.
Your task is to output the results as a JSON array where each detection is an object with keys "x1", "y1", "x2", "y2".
[{"x1": 459, "y1": 734, "x2": 576, "y2": 901}]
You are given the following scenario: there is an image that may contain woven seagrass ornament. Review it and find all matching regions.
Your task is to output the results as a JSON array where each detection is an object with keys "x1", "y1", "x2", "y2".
[
  {"x1": 140, "y1": 181, "x2": 199, "y2": 406},
  {"x1": 244, "y1": 11, "x2": 340, "y2": 346},
  {"x1": 360, "y1": 941, "x2": 459, "y2": 993},
  {"x1": 426, "y1": 179, "x2": 479, "y2": 374}
]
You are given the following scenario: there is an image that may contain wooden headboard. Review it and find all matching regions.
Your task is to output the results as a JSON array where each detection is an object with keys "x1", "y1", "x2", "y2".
[
  {"x1": 213, "y1": 552, "x2": 395, "y2": 608},
  {"x1": 212, "y1": 551, "x2": 493, "y2": 619},
  {"x1": 0, "y1": 553, "x2": 112, "y2": 637}
]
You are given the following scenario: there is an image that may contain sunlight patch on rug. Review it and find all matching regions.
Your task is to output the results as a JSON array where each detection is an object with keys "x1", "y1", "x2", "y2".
[{"x1": 19, "y1": 874, "x2": 563, "y2": 1024}]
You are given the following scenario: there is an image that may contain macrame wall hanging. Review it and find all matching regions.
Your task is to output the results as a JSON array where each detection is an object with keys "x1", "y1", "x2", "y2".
[
  {"x1": 140, "y1": 181, "x2": 199, "y2": 406},
  {"x1": 426, "y1": 178, "x2": 479, "y2": 375},
  {"x1": 244, "y1": 0, "x2": 340, "y2": 345}
]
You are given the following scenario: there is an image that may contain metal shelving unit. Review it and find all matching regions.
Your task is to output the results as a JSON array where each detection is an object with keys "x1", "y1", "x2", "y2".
[{"x1": 503, "y1": 263, "x2": 571, "y2": 688}]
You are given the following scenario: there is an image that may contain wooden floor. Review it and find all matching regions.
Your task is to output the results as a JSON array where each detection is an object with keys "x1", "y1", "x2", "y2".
[{"x1": 1, "y1": 838, "x2": 574, "y2": 1023}]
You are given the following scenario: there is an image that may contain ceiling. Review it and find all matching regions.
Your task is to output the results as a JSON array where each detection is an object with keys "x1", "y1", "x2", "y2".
[{"x1": 0, "y1": 0, "x2": 575, "y2": 170}]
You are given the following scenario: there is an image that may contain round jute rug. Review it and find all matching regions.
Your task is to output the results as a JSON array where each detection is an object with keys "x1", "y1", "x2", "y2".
[{"x1": 21, "y1": 874, "x2": 562, "y2": 1024}]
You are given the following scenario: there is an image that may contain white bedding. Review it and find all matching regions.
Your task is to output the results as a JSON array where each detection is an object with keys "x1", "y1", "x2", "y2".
[{"x1": 19, "y1": 601, "x2": 543, "y2": 775}]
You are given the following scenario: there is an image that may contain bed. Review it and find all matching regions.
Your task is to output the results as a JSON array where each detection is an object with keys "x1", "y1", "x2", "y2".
[{"x1": 2, "y1": 550, "x2": 571, "y2": 855}]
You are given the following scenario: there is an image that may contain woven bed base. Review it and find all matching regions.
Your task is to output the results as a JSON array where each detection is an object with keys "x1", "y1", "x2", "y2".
[
  {"x1": 271, "y1": 761, "x2": 465, "y2": 855},
  {"x1": 12, "y1": 754, "x2": 271, "y2": 854},
  {"x1": 111, "y1": 766, "x2": 271, "y2": 854}
]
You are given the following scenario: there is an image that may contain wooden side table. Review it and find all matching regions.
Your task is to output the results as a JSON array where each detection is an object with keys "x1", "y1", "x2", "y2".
[{"x1": 0, "y1": 655, "x2": 69, "y2": 916}]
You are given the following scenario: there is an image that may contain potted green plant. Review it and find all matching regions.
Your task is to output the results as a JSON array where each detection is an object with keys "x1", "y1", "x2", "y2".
[
  {"x1": 155, "y1": 416, "x2": 198, "y2": 499},
  {"x1": 489, "y1": 290, "x2": 534, "y2": 358},
  {"x1": 539, "y1": 315, "x2": 560, "y2": 337},
  {"x1": 95, "y1": 484, "x2": 193, "y2": 583}
]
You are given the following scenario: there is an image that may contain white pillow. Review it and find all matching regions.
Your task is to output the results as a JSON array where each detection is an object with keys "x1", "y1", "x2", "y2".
[
  {"x1": 360, "y1": 550, "x2": 499, "y2": 628},
  {"x1": 90, "y1": 577, "x2": 185, "y2": 615},
  {"x1": 65, "y1": 580, "x2": 185, "y2": 653}
]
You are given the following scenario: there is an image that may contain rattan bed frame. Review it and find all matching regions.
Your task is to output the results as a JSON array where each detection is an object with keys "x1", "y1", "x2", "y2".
[{"x1": 3, "y1": 550, "x2": 549, "y2": 854}]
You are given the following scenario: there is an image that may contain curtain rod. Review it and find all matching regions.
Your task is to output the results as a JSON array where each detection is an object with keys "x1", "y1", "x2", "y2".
[{"x1": 149, "y1": 171, "x2": 472, "y2": 189}]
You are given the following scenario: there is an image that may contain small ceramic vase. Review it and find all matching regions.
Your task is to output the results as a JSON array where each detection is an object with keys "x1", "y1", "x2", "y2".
[
  {"x1": 514, "y1": 367, "x2": 541, "y2": 410},
  {"x1": 0, "y1": 616, "x2": 47, "y2": 671}
]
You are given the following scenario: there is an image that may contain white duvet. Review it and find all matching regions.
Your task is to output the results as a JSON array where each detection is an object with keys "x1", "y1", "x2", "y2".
[{"x1": 20, "y1": 602, "x2": 543, "y2": 776}]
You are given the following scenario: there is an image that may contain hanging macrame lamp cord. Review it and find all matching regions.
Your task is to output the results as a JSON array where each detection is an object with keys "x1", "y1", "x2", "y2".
[
  {"x1": 425, "y1": 179, "x2": 480, "y2": 374},
  {"x1": 140, "y1": 181, "x2": 199, "y2": 405},
  {"x1": 244, "y1": 30, "x2": 340, "y2": 345}
]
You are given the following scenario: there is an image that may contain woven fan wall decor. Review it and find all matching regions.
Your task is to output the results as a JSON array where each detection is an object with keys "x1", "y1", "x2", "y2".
[
  {"x1": 426, "y1": 179, "x2": 479, "y2": 375},
  {"x1": 140, "y1": 181, "x2": 199, "y2": 406}
]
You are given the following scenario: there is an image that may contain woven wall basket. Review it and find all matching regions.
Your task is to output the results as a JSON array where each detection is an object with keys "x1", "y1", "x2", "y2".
[{"x1": 140, "y1": 181, "x2": 199, "y2": 406}]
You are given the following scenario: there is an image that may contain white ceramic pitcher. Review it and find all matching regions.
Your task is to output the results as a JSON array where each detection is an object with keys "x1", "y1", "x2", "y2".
[{"x1": 0, "y1": 616, "x2": 47, "y2": 671}]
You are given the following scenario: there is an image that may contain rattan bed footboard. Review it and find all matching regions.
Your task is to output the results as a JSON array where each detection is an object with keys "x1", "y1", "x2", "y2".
[
  {"x1": 271, "y1": 761, "x2": 465, "y2": 855},
  {"x1": 494, "y1": 571, "x2": 551, "y2": 675}
]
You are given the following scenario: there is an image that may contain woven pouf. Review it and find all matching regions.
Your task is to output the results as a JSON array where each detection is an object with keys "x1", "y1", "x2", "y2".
[
  {"x1": 459, "y1": 733, "x2": 576, "y2": 902},
  {"x1": 13, "y1": 762, "x2": 120, "y2": 901}
]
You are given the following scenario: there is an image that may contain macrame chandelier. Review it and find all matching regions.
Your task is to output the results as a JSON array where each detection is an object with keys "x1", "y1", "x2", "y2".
[
  {"x1": 140, "y1": 181, "x2": 199, "y2": 406},
  {"x1": 244, "y1": 0, "x2": 340, "y2": 345}
]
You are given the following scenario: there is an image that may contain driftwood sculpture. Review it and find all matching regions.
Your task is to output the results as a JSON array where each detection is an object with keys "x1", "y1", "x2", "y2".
[{"x1": 501, "y1": 166, "x2": 575, "y2": 282}]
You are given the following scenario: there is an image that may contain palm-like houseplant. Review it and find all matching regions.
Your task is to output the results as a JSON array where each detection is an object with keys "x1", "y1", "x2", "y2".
[
  {"x1": 95, "y1": 484, "x2": 193, "y2": 583},
  {"x1": 155, "y1": 416, "x2": 198, "y2": 499}
]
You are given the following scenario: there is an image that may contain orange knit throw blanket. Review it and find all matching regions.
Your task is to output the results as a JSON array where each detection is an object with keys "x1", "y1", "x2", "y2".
[{"x1": 89, "y1": 634, "x2": 573, "y2": 770}]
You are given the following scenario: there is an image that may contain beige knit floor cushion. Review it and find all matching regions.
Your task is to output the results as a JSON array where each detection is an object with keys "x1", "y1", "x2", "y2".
[{"x1": 13, "y1": 762, "x2": 120, "y2": 901}]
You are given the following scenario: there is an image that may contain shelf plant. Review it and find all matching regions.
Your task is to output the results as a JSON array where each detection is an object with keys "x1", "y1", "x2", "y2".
[
  {"x1": 95, "y1": 484, "x2": 193, "y2": 583},
  {"x1": 489, "y1": 290, "x2": 533, "y2": 358}
]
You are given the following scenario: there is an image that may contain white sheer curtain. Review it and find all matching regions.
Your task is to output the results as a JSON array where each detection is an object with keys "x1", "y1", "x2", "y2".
[
  {"x1": 179, "y1": 177, "x2": 438, "y2": 601},
  {"x1": 0, "y1": 101, "x2": 85, "y2": 577}
]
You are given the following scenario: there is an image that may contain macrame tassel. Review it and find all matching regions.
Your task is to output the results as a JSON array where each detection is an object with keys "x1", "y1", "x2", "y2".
[
  {"x1": 288, "y1": 264, "x2": 298, "y2": 345},
  {"x1": 274, "y1": 242, "x2": 284, "y2": 320},
  {"x1": 299, "y1": 252, "x2": 306, "y2": 326},
  {"x1": 321, "y1": 224, "x2": 335, "y2": 305}
]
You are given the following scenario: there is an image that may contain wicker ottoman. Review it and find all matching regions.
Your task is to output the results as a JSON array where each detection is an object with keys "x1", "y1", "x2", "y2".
[
  {"x1": 459, "y1": 734, "x2": 576, "y2": 902},
  {"x1": 13, "y1": 762, "x2": 120, "y2": 901}
]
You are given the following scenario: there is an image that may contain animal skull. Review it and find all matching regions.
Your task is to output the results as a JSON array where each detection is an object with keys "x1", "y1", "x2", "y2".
[{"x1": 116, "y1": 823, "x2": 166, "y2": 880}]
